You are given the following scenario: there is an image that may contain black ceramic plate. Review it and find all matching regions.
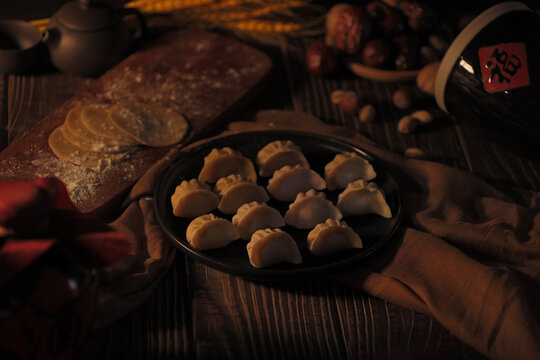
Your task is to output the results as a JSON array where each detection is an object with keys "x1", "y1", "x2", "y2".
[{"x1": 154, "y1": 130, "x2": 403, "y2": 280}]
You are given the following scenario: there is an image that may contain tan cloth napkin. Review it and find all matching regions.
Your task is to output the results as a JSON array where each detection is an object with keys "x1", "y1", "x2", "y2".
[{"x1": 97, "y1": 110, "x2": 540, "y2": 359}]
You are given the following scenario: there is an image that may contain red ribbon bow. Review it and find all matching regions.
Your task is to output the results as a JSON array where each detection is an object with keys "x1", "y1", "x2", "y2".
[{"x1": 0, "y1": 177, "x2": 132, "y2": 288}]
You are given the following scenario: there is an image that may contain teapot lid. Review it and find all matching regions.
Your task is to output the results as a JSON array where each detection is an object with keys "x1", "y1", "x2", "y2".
[{"x1": 53, "y1": 0, "x2": 118, "y2": 31}]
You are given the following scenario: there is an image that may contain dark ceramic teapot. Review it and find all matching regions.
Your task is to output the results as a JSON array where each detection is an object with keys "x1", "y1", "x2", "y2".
[{"x1": 43, "y1": 0, "x2": 146, "y2": 76}]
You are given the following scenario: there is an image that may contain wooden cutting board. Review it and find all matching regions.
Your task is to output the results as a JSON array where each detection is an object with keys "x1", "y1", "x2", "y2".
[{"x1": 0, "y1": 29, "x2": 272, "y2": 217}]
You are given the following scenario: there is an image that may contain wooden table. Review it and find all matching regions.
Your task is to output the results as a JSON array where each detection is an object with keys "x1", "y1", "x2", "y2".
[{"x1": 2, "y1": 9, "x2": 540, "y2": 360}]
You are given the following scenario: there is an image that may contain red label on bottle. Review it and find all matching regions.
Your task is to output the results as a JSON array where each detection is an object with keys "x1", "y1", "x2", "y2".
[{"x1": 478, "y1": 42, "x2": 530, "y2": 93}]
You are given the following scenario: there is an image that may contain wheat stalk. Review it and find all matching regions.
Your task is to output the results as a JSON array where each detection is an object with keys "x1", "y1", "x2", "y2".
[{"x1": 31, "y1": 0, "x2": 324, "y2": 46}]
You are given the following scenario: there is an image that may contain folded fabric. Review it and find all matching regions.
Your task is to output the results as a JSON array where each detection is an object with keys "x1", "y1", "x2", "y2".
[
  {"x1": 93, "y1": 150, "x2": 179, "y2": 330},
  {"x1": 98, "y1": 110, "x2": 540, "y2": 359},
  {"x1": 332, "y1": 161, "x2": 540, "y2": 359}
]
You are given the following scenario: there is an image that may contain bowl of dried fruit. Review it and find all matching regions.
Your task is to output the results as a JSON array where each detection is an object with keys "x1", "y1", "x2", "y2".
[{"x1": 306, "y1": 0, "x2": 455, "y2": 82}]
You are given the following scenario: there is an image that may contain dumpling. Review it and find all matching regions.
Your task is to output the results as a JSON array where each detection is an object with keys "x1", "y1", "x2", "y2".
[
  {"x1": 307, "y1": 219, "x2": 363, "y2": 256},
  {"x1": 324, "y1": 152, "x2": 377, "y2": 191},
  {"x1": 337, "y1": 179, "x2": 392, "y2": 218},
  {"x1": 247, "y1": 228, "x2": 302, "y2": 268},
  {"x1": 232, "y1": 201, "x2": 285, "y2": 240},
  {"x1": 214, "y1": 174, "x2": 270, "y2": 214},
  {"x1": 284, "y1": 189, "x2": 342, "y2": 229},
  {"x1": 171, "y1": 179, "x2": 219, "y2": 218},
  {"x1": 186, "y1": 214, "x2": 240, "y2": 250},
  {"x1": 256, "y1": 140, "x2": 309, "y2": 177},
  {"x1": 266, "y1": 165, "x2": 326, "y2": 202},
  {"x1": 198, "y1": 147, "x2": 257, "y2": 183}
]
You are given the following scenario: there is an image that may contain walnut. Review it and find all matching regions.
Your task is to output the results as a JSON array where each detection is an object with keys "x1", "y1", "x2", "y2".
[
  {"x1": 325, "y1": 4, "x2": 353, "y2": 47},
  {"x1": 333, "y1": 6, "x2": 373, "y2": 55}
]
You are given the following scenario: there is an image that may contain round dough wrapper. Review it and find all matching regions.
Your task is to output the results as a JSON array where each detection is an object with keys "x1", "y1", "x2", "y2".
[
  {"x1": 63, "y1": 106, "x2": 133, "y2": 153},
  {"x1": 110, "y1": 104, "x2": 188, "y2": 147},
  {"x1": 48, "y1": 125, "x2": 130, "y2": 168},
  {"x1": 80, "y1": 104, "x2": 140, "y2": 146}
]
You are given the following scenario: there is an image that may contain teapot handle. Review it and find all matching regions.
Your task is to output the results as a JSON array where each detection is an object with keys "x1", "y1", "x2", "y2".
[{"x1": 120, "y1": 7, "x2": 147, "y2": 43}]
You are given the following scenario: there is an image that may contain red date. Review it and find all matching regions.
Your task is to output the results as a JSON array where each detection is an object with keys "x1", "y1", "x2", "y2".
[
  {"x1": 392, "y1": 33, "x2": 419, "y2": 70},
  {"x1": 399, "y1": 0, "x2": 437, "y2": 32},
  {"x1": 305, "y1": 41, "x2": 339, "y2": 76},
  {"x1": 362, "y1": 38, "x2": 392, "y2": 68},
  {"x1": 366, "y1": 1, "x2": 406, "y2": 37}
]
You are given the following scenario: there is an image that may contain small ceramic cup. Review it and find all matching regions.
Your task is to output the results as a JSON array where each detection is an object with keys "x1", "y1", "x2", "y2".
[
  {"x1": 0, "y1": 19, "x2": 43, "y2": 74},
  {"x1": 435, "y1": 1, "x2": 540, "y2": 157}
]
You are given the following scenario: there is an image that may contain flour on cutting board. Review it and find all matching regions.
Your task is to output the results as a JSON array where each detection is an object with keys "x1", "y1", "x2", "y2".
[
  {"x1": 33, "y1": 148, "x2": 137, "y2": 202},
  {"x1": 1, "y1": 149, "x2": 137, "y2": 205},
  {"x1": 95, "y1": 59, "x2": 265, "y2": 117}
]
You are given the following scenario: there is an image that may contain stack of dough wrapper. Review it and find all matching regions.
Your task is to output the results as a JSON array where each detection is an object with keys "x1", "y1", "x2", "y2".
[{"x1": 49, "y1": 103, "x2": 188, "y2": 168}]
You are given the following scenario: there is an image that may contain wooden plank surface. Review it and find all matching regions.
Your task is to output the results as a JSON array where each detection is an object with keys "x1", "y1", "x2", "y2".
[
  {"x1": 5, "y1": 20, "x2": 540, "y2": 360},
  {"x1": 0, "y1": 29, "x2": 272, "y2": 217}
]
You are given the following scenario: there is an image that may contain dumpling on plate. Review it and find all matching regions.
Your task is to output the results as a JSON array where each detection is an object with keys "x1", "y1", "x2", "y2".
[
  {"x1": 284, "y1": 189, "x2": 342, "y2": 229},
  {"x1": 307, "y1": 218, "x2": 363, "y2": 256},
  {"x1": 186, "y1": 214, "x2": 240, "y2": 250},
  {"x1": 214, "y1": 174, "x2": 270, "y2": 214},
  {"x1": 256, "y1": 140, "x2": 309, "y2": 177},
  {"x1": 324, "y1": 152, "x2": 377, "y2": 191},
  {"x1": 247, "y1": 228, "x2": 302, "y2": 268},
  {"x1": 171, "y1": 179, "x2": 219, "y2": 218},
  {"x1": 232, "y1": 201, "x2": 285, "y2": 240},
  {"x1": 337, "y1": 179, "x2": 392, "y2": 218},
  {"x1": 266, "y1": 165, "x2": 326, "y2": 202},
  {"x1": 198, "y1": 147, "x2": 257, "y2": 183}
]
